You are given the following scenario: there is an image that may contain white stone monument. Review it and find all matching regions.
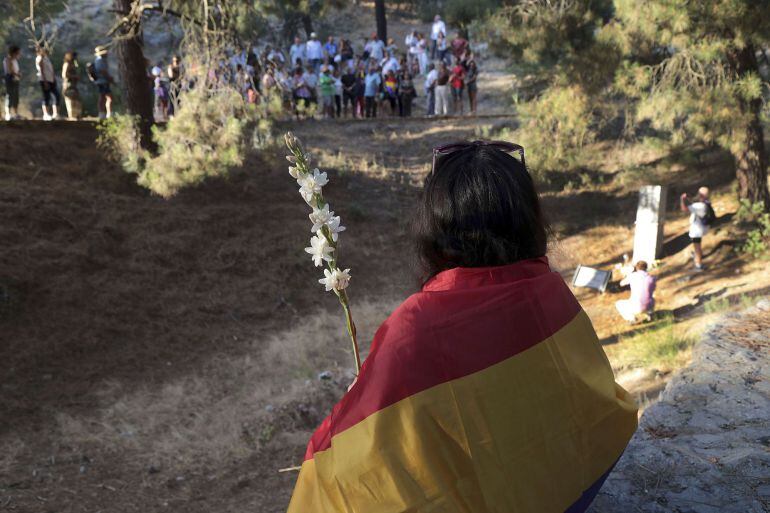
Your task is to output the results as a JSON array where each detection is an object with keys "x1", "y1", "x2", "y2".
[{"x1": 632, "y1": 185, "x2": 667, "y2": 265}]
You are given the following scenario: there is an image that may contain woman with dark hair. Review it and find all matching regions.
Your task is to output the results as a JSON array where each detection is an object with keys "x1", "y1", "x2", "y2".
[
  {"x1": 288, "y1": 142, "x2": 638, "y2": 513},
  {"x1": 3, "y1": 45, "x2": 22, "y2": 121},
  {"x1": 61, "y1": 51, "x2": 82, "y2": 120}
]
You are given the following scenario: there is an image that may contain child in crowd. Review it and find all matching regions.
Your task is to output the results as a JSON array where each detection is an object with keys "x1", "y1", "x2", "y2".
[
  {"x1": 318, "y1": 66, "x2": 336, "y2": 118},
  {"x1": 449, "y1": 58, "x2": 465, "y2": 115}
]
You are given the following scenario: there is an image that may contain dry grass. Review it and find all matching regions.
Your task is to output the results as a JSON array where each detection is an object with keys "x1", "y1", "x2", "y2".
[
  {"x1": 604, "y1": 314, "x2": 696, "y2": 374},
  {"x1": 45, "y1": 299, "x2": 400, "y2": 471}
]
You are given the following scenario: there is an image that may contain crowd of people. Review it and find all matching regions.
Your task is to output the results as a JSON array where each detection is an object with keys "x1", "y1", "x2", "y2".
[
  {"x1": 3, "y1": 14, "x2": 480, "y2": 122},
  {"x1": 2, "y1": 43, "x2": 115, "y2": 121},
  {"x1": 256, "y1": 15, "x2": 479, "y2": 119}
]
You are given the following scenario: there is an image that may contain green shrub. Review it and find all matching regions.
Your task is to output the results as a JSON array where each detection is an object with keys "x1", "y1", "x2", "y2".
[
  {"x1": 97, "y1": 114, "x2": 144, "y2": 174},
  {"x1": 514, "y1": 85, "x2": 596, "y2": 173},
  {"x1": 98, "y1": 80, "x2": 271, "y2": 198},
  {"x1": 703, "y1": 296, "x2": 730, "y2": 314},
  {"x1": 735, "y1": 200, "x2": 770, "y2": 259},
  {"x1": 606, "y1": 314, "x2": 695, "y2": 371}
]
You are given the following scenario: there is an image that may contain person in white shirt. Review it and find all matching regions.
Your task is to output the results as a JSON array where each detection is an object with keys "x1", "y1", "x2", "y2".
[
  {"x1": 680, "y1": 186, "x2": 713, "y2": 271},
  {"x1": 364, "y1": 33, "x2": 385, "y2": 63},
  {"x1": 35, "y1": 47, "x2": 60, "y2": 120},
  {"x1": 424, "y1": 63, "x2": 438, "y2": 116},
  {"x1": 302, "y1": 65, "x2": 319, "y2": 108},
  {"x1": 266, "y1": 46, "x2": 285, "y2": 66},
  {"x1": 306, "y1": 33, "x2": 323, "y2": 72},
  {"x1": 430, "y1": 15, "x2": 446, "y2": 59},
  {"x1": 381, "y1": 52, "x2": 400, "y2": 77},
  {"x1": 3, "y1": 45, "x2": 22, "y2": 120},
  {"x1": 229, "y1": 46, "x2": 247, "y2": 73},
  {"x1": 289, "y1": 36, "x2": 305, "y2": 68},
  {"x1": 405, "y1": 30, "x2": 417, "y2": 70}
]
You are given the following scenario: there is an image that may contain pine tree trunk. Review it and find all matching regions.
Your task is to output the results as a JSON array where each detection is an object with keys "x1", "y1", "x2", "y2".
[
  {"x1": 735, "y1": 104, "x2": 770, "y2": 208},
  {"x1": 375, "y1": 0, "x2": 387, "y2": 42},
  {"x1": 113, "y1": 0, "x2": 154, "y2": 151},
  {"x1": 301, "y1": 14, "x2": 313, "y2": 38},
  {"x1": 732, "y1": 45, "x2": 770, "y2": 210}
]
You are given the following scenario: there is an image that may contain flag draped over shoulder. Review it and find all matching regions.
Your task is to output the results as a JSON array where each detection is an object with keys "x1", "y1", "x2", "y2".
[{"x1": 288, "y1": 257, "x2": 638, "y2": 513}]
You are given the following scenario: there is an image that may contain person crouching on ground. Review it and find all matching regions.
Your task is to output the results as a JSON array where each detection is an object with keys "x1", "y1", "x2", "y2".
[
  {"x1": 287, "y1": 141, "x2": 638, "y2": 513},
  {"x1": 615, "y1": 260, "x2": 656, "y2": 323},
  {"x1": 680, "y1": 186, "x2": 714, "y2": 271}
]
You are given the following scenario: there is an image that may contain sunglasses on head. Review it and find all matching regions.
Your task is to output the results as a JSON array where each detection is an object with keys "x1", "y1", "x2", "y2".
[{"x1": 431, "y1": 140, "x2": 526, "y2": 175}]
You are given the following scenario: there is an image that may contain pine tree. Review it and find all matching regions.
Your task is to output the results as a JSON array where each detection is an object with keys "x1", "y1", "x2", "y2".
[{"x1": 615, "y1": 0, "x2": 770, "y2": 207}]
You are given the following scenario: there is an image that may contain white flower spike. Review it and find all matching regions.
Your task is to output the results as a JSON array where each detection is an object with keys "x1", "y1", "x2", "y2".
[
  {"x1": 305, "y1": 235, "x2": 334, "y2": 267},
  {"x1": 309, "y1": 205, "x2": 334, "y2": 233},
  {"x1": 327, "y1": 215, "x2": 346, "y2": 241},
  {"x1": 297, "y1": 169, "x2": 328, "y2": 205},
  {"x1": 334, "y1": 268, "x2": 351, "y2": 290},
  {"x1": 285, "y1": 131, "x2": 361, "y2": 372},
  {"x1": 319, "y1": 268, "x2": 351, "y2": 292}
]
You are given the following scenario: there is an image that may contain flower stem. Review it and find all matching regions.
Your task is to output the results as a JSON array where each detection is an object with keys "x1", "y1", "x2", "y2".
[{"x1": 338, "y1": 290, "x2": 361, "y2": 374}]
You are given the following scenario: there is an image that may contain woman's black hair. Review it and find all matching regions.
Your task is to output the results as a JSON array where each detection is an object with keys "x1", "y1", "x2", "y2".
[{"x1": 413, "y1": 144, "x2": 549, "y2": 284}]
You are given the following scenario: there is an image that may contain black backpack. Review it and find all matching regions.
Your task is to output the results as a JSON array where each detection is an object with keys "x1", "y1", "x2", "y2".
[
  {"x1": 86, "y1": 61, "x2": 98, "y2": 82},
  {"x1": 701, "y1": 200, "x2": 717, "y2": 225}
]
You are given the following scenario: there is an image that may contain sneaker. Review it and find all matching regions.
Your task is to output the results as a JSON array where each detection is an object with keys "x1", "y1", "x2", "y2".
[
  {"x1": 43, "y1": 113, "x2": 52, "y2": 121},
  {"x1": 3, "y1": 114, "x2": 9, "y2": 121}
]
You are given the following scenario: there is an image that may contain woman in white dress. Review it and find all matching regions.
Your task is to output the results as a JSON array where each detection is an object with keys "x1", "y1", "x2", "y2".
[
  {"x1": 415, "y1": 33, "x2": 428, "y2": 76},
  {"x1": 405, "y1": 31, "x2": 417, "y2": 71}
]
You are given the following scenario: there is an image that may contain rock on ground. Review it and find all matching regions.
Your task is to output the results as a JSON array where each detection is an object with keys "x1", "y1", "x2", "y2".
[{"x1": 590, "y1": 299, "x2": 770, "y2": 513}]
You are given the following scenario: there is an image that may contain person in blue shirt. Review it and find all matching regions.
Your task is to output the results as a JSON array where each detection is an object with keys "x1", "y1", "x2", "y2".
[
  {"x1": 363, "y1": 67, "x2": 381, "y2": 118},
  {"x1": 324, "y1": 36, "x2": 338, "y2": 61},
  {"x1": 290, "y1": 36, "x2": 305, "y2": 68}
]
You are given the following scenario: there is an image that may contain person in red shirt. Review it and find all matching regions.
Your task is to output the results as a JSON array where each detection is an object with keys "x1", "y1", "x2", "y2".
[{"x1": 449, "y1": 58, "x2": 466, "y2": 115}]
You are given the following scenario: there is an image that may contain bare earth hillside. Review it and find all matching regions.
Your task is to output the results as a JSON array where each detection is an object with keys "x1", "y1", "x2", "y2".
[{"x1": 2, "y1": 118, "x2": 769, "y2": 512}]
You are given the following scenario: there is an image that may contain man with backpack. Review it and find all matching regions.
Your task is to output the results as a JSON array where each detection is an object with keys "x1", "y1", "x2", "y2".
[
  {"x1": 680, "y1": 186, "x2": 715, "y2": 271},
  {"x1": 88, "y1": 46, "x2": 114, "y2": 119}
]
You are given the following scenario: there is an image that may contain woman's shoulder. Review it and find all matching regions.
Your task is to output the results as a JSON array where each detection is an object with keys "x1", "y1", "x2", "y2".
[{"x1": 370, "y1": 292, "x2": 430, "y2": 349}]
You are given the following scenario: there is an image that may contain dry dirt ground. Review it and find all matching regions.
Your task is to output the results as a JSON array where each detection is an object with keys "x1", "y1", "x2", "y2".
[{"x1": 1, "y1": 120, "x2": 769, "y2": 511}]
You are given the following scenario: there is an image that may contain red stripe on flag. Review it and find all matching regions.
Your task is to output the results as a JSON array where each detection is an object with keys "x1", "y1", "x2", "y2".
[{"x1": 305, "y1": 259, "x2": 582, "y2": 460}]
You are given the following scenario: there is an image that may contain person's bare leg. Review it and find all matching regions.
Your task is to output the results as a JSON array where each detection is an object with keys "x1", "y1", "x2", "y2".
[
  {"x1": 105, "y1": 94, "x2": 113, "y2": 118},
  {"x1": 693, "y1": 242, "x2": 703, "y2": 268}
]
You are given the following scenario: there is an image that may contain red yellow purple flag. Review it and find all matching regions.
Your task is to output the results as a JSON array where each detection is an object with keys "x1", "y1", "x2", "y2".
[{"x1": 288, "y1": 257, "x2": 638, "y2": 513}]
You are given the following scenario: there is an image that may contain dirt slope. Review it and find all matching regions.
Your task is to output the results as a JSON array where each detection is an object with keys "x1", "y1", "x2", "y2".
[{"x1": 2, "y1": 118, "x2": 769, "y2": 512}]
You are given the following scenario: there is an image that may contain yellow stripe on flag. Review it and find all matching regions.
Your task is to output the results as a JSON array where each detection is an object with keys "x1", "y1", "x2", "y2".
[{"x1": 288, "y1": 311, "x2": 637, "y2": 513}]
